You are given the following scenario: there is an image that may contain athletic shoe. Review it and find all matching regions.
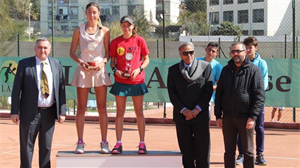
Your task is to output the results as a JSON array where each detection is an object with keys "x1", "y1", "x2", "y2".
[
  {"x1": 100, "y1": 141, "x2": 110, "y2": 154},
  {"x1": 75, "y1": 142, "x2": 85, "y2": 154},
  {"x1": 138, "y1": 142, "x2": 147, "y2": 154},
  {"x1": 235, "y1": 154, "x2": 244, "y2": 165},
  {"x1": 112, "y1": 142, "x2": 122, "y2": 154},
  {"x1": 255, "y1": 154, "x2": 267, "y2": 165}
]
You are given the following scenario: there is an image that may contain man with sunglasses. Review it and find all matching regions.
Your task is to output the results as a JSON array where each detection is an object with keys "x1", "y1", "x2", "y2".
[
  {"x1": 236, "y1": 37, "x2": 269, "y2": 166},
  {"x1": 197, "y1": 42, "x2": 223, "y2": 120},
  {"x1": 215, "y1": 43, "x2": 265, "y2": 168},
  {"x1": 167, "y1": 41, "x2": 213, "y2": 168}
]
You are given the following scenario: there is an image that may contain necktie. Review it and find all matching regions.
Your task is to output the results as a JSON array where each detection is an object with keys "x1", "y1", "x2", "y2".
[
  {"x1": 187, "y1": 66, "x2": 191, "y2": 75},
  {"x1": 41, "y1": 62, "x2": 49, "y2": 98}
]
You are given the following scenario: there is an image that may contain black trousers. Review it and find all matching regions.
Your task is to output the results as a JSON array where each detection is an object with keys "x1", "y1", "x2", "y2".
[
  {"x1": 222, "y1": 116, "x2": 254, "y2": 168},
  {"x1": 19, "y1": 106, "x2": 56, "y2": 168},
  {"x1": 175, "y1": 121, "x2": 210, "y2": 168}
]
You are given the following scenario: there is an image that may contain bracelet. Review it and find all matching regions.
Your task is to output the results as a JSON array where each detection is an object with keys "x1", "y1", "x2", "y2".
[
  {"x1": 139, "y1": 66, "x2": 143, "y2": 74},
  {"x1": 112, "y1": 67, "x2": 117, "y2": 74}
]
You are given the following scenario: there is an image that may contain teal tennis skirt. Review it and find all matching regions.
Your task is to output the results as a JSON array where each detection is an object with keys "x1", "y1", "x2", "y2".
[{"x1": 110, "y1": 82, "x2": 148, "y2": 97}]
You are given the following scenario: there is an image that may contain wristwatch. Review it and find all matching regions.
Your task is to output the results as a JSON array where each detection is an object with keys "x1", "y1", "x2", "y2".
[
  {"x1": 139, "y1": 66, "x2": 143, "y2": 74},
  {"x1": 112, "y1": 67, "x2": 117, "y2": 74}
]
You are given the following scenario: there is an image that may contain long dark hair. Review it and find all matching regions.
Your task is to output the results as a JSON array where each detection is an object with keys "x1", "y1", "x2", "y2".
[
  {"x1": 86, "y1": 2, "x2": 102, "y2": 29},
  {"x1": 132, "y1": 25, "x2": 137, "y2": 37}
]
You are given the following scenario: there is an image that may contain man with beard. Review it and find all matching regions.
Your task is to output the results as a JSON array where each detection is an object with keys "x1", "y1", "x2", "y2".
[{"x1": 214, "y1": 43, "x2": 265, "y2": 168}]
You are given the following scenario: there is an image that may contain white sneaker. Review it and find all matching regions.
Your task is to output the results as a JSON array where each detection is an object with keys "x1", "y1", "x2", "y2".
[
  {"x1": 75, "y1": 142, "x2": 85, "y2": 154},
  {"x1": 101, "y1": 141, "x2": 110, "y2": 154}
]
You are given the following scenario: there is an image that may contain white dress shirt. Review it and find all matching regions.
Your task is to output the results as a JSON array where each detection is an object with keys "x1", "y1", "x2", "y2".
[{"x1": 35, "y1": 57, "x2": 54, "y2": 107}]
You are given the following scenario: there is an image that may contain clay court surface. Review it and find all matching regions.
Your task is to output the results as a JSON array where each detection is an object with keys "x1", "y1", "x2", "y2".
[{"x1": 0, "y1": 117, "x2": 299, "y2": 168}]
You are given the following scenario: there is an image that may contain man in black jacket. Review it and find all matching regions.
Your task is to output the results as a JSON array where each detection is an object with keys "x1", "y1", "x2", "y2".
[
  {"x1": 214, "y1": 43, "x2": 265, "y2": 168},
  {"x1": 167, "y1": 41, "x2": 213, "y2": 168}
]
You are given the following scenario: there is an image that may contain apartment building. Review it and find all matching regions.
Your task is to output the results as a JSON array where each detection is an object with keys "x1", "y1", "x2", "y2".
[
  {"x1": 40, "y1": 0, "x2": 158, "y2": 36},
  {"x1": 156, "y1": 0, "x2": 180, "y2": 24},
  {"x1": 207, "y1": 0, "x2": 300, "y2": 36}
]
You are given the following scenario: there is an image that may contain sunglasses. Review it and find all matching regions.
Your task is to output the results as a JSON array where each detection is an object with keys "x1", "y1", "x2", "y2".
[
  {"x1": 230, "y1": 50, "x2": 245, "y2": 54},
  {"x1": 181, "y1": 51, "x2": 194, "y2": 56}
]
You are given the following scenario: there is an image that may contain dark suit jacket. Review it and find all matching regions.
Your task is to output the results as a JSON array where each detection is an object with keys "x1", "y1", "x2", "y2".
[
  {"x1": 11, "y1": 56, "x2": 66, "y2": 122},
  {"x1": 167, "y1": 60, "x2": 213, "y2": 124}
]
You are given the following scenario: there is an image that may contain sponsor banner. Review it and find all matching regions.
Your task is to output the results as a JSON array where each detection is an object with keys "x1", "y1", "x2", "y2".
[{"x1": 1, "y1": 57, "x2": 299, "y2": 107}]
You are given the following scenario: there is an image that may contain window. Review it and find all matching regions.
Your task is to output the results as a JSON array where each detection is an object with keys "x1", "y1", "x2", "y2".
[
  {"x1": 112, "y1": 6, "x2": 119, "y2": 20},
  {"x1": 112, "y1": 6, "x2": 119, "y2": 15},
  {"x1": 224, "y1": 0, "x2": 233, "y2": 4},
  {"x1": 210, "y1": 0, "x2": 219, "y2": 6},
  {"x1": 223, "y1": 11, "x2": 233, "y2": 22},
  {"x1": 71, "y1": 22, "x2": 78, "y2": 30},
  {"x1": 253, "y1": 9, "x2": 264, "y2": 23},
  {"x1": 238, "y1": 10, "x2": 248, "y2": 23},
  {"x1": 253, "y1": 30, "x2": 264, "y2": 36},
  {"x1": 48, "y1": 9, "x2": 52, "y2": 16},
  {"x1": 70, "y1": 7, "x2": 78, "y2": 16},
  {"x1": 61, "y1": 24, "x2": 69, "y2": 31},
  {"x1": 253, "y1": 0, "x2": 264, "y2": 2},
  {"x1": 128, "y1": 5, "x2": 136, "y2": 16},
  {"x1": 242, "y1": 30, "x2": 249, "y2": 35},
  {"x1": 101, "y1": 8, "x2": 110, "y2": 15},
  {"x1": 238, "y1": 0, "x2": 248, "y2": 3},
  {"x1": 210, "y1": 12, "x2": 219, "y2": 24}
]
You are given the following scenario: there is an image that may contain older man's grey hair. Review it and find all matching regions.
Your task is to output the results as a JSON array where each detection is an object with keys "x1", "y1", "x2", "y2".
[
  {"x1": 35, "y1": 37, "x2": 51, "y2": 46},
  {"x1": 231, "y1": 42, "x2": 246, "y2": 50},
  {"x1": 178, "y1": 41, "x2": 194, "y2": 51}
]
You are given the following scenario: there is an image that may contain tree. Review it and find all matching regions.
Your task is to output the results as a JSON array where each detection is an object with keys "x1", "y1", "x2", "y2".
[
  {"x1": 0, "y1": 0, "x2": 27, "y2": 56},
  {"x1": 109, "y1": 21, "x2": 123, "y2": 40},
  {"x1": 133, "y1": 10, "x2": 152, "y2": 38},
  {"x1": 184, "y1": 0, "x2": 206, "y2": 13},
  {"x1": 212, "y1": 21, "x2": 243, "y2": 36},
  {"x1": 178, "y1": 10, "x2": 208, "y2": 35}
]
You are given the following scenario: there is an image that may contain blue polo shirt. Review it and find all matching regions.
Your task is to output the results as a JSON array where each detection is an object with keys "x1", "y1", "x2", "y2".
[
  {"x1": 197, "y1": 57, "x2": 223, "y2": 102},
  {"x1": 251, "y1": 53, "x2": 268, "y2": 90}
]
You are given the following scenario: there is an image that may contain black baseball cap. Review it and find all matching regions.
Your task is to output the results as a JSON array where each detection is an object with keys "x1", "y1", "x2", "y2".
[{"x1": 120, "y1": 15, "x2": 134, "y2": 24}]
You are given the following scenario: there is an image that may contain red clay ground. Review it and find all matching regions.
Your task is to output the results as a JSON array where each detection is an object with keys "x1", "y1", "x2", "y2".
[{"x1": 0, "y1": 118, "x2": 299, "y2": 168}]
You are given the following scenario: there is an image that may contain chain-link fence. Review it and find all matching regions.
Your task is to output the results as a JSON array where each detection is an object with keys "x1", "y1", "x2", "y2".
[{"x1": 0, "y1": 0, "x2": 299, "y2": 123}]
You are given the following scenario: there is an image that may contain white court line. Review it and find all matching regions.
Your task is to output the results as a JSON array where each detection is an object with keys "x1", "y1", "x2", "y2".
[
  {"x1": 0, "y1": 149, "x2": 18, "y2": 155},
  {"x1": 211, "y1": 153, "x2": 300, "y2": 161}
]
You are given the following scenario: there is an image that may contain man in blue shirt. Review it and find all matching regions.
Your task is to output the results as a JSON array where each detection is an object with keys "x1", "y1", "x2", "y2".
[
  {"x1": 236, "y1": 37, "x2": 268, "y2": 166},
  {"x1": 197, "y1": 42, "x2": 223, "y2": 120}
]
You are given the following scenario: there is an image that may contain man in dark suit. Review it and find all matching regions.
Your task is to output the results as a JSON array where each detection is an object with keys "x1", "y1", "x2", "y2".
[
  {"x1": 167, "y1": 41, "x2": 213, "y2": 168},
  {"x1": 11, "y1": 37, "x2": 66, "y2": 168}
]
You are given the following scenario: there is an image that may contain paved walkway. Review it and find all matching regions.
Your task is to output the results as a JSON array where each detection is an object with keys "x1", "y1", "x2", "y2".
[{"x1": 0, "y1": 118, "x2": 299, "y2": 168}]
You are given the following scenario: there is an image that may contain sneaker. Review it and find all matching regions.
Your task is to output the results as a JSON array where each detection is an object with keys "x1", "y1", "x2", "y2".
[
  {"x1": 255, "y1": 154, "x2": 267, "y2": 165},
  {"x1": 112, "y1": 142, "x2": 122, "y2": 154},
  {"x1": 100, "y1": 141, "x2": 110, "y2": 154},
  {"x1": 75, "y1": 142, "x2": 85, "y2": 154},
  {"x1": 235, "y1": 154, "x2": 244, "y2": 165},
  {"x1": 138, "y1": 142, "x2": 147, "y2": 154}
]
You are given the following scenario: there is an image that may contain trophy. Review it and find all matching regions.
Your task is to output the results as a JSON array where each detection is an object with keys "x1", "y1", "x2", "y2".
[
  {"x1": 86, "y1": 42, "x2": 96, "y2": 70},
  {"x1": 123, "y1": 52, "x2": 133, "y2": 77}
]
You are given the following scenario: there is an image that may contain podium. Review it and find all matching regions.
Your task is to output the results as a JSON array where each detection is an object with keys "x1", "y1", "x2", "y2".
[{"x1": 56, "y1": 150, "x2": 182, "y2": 168}]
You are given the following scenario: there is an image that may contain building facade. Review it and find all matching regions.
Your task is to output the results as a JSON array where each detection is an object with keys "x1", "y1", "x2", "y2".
[
  {"x1": 40, "y1": 0, "x2": 158, "y2": 36},
  {"x1": 207, "y1": 0, "x2": 300, "y2": 36}
]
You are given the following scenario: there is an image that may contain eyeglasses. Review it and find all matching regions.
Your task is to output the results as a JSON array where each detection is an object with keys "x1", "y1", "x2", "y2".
[
  {"x1": 230, "y1": 50, "x2": 245, "y2": 54},
  {"x1": 181, "y1": 51, "x2": 194, "y2": 56},
  {"x1": 208, "y1": 48, "x2": 217, "y2": 53}
]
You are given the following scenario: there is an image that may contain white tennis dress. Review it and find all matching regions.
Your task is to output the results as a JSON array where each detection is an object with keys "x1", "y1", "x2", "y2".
[{"x1": 71, "y1": 23, "x2": 112, "y2": 88}]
